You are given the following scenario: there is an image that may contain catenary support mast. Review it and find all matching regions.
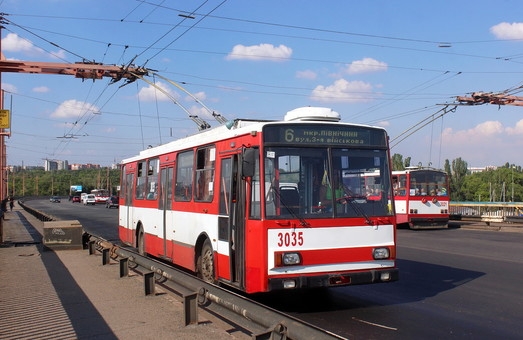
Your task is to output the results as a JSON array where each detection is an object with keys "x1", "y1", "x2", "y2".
[{"x1": 0, "y1": 22, "x2": 148, "y2": 241}]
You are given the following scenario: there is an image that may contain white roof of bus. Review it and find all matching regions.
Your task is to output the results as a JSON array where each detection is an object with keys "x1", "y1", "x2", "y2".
[
  {"x1": 392, "y1": 167, "x2": 447, "y2": 175},
  {"x1": 121, "y1": 107, "x2": 387, "y2": 164}
]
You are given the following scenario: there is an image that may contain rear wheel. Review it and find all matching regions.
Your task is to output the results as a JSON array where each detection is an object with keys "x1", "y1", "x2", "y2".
[
  {"x1": 197, "y1": 239, "x2": 215, "y2": 284},
  {"x1": 137, "y1": 228, "x2": 145, "y2": 255}
]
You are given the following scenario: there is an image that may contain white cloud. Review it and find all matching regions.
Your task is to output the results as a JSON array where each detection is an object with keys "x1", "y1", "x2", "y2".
[
  {"x1": 346, "y1": 57, "x2": 388, "y2": 74},
  {"x1": 226, "y1": 43, "x2": 292, "y2": 61},
  {"x1": 138, "y1": 82, "x2": 179, "y2": 102},
  {"x1": 296, "y1": 69, "x2": 317, "y2": 80},
  {"x1": 310, "y1": 79, "x2": 374, "y2": 103},
  {"x1": 1, "y1": 33, "x2": 64, "y2": 58},
  {"x1": 33, "y1": 86, "x2": 50, "y2": 93},
  {"x1": 505, "y1": 119, "x2": 523, "y2": 135},
  {"x1": 2, "y1": 33, "x2": 39, "y2": 54},
  {"x1": 185, "y1": 91, "x2": 206, "y2": 102},
  {"x1": 490, "y1": 22, "x2": 523, "y2": 39},
  {"x1": 436, "y1": 120, "x2": 523, "y2": 165},
  {"x1": 442, "y1": 121, "x2": 504, "y2": 142},
  {"x1": 1, "y1": 83, "x2": 17, "y2": 93},
  {"x1": 51, "y1": 99, "x2": 100, "y2": 118},
  {"x1": 49, "y1": 49, "x2": 67, "y2": 60}
]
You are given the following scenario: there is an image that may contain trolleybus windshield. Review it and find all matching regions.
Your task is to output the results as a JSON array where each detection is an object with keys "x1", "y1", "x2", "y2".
[{"x1": 262, "y1": 124, "x2": 392, "y2": 219}]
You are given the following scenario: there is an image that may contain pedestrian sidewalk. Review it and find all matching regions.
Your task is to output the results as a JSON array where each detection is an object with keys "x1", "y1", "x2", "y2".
[{"x1": 0, "y1": 204, "x2": 240, "y2": 340}]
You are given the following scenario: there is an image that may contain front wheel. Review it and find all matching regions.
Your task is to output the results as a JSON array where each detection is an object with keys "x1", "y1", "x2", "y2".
[{"x1": 197, "y1": 239, "x2": 215, "y2": 284}]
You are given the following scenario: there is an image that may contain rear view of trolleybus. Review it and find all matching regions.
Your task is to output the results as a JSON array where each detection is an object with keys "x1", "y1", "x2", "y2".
[{"x1": 119, "y1": 107, "x2": 398, "y2": 293}]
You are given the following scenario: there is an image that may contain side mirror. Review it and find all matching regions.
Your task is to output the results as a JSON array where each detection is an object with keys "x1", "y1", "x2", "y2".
[{"x1": 242, "y1": 148, "x2": 256, "y2": 177}]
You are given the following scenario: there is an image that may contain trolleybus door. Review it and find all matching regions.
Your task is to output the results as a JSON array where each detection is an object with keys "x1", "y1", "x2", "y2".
[
  {"x1": 219, "y1": 155, "x2": 245, "y2": 288},
  {"x1": 124, "y1": 172, "x2": 134, "y2": 244},
  {"x1": 159, "y1": 166, "x2": 173, "y2": 259}
]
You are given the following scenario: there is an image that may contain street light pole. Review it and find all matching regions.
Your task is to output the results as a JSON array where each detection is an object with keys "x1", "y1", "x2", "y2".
[{"x1": 512, "y1": 166, "x2": 514, "y2": 202}]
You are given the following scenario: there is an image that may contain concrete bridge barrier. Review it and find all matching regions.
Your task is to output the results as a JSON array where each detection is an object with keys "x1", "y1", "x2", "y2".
[{"x1": 43, "y1": 220, "x2": 84, "y2": 250}]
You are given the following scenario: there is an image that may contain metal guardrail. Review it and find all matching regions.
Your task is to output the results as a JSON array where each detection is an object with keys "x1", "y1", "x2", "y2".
[
  {"x1": 17, "y1": 199, "x2": 56, "y2": 221},
  {"x1": 88, "y1": 235, "x2": 345, "y2": 340},
  {"x1": 12, "y1": 200, "x2": 346, "y2": 339},
  {"x1": 450, "y1": 201, "x2": 523, "y2": 215},
  {"x1": 450, "y1": 202, "x2": 523, "y2": 224}
]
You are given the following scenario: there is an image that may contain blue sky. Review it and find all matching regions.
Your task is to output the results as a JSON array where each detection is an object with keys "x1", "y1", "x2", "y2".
[{"x1": 1, "y1": 0, "x2": 523, "y2": 168}]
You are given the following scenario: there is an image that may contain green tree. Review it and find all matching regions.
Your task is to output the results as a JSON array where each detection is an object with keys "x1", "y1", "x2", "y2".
[
  {"x1": 449, "y1": 157, "x2": 468, "y2": 201},
  {"x1": 404, "y1": 156, "x2": 411, "y2": 168},
  {"x1": 392, "y1": 154, "x2": 404, "y2": 171},
  {"x1": 9, "y1": 168, "x2": 120, "y2": 198},
  {"x1": 444, "y1": 159, "x2": 451, "y2": 176}
]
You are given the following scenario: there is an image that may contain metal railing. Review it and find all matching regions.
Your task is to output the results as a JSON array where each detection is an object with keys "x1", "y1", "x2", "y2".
[
  {"x1": 88, "y1": 235, "x2": 345, "y2": 340},
  {"x1": 450, "y1": 202, "x2": 523, "y2": 223}
]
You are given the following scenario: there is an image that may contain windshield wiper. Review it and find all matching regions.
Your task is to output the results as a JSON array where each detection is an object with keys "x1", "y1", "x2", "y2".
[
  {"x1": 338, "y1": 185, "x2": 373, "y2": 225},
  {"x1": 270, "y1": 183, "x2": 311, "y2": 228}
]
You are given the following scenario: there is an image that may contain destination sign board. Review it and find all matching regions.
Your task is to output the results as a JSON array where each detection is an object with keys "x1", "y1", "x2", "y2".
[{"x1": 263, "y1": 124, "x2": 387, "y2": 147}]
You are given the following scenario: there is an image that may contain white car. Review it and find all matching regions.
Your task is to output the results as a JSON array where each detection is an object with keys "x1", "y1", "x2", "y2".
[{"x1": 82, "y1": 194, "x2": 96, "y2": 205}]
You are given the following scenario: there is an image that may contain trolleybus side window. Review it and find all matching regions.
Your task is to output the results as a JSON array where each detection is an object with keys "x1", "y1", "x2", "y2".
[
  {"x1": 175, "y1": 150, "x2": 194, "y2": 202},
  {"x1": 220, "y1": 158, "x2": 232, "y2": 215},
  {"x1": 248, "y1": 149, "x2": 261, "y2": 219},
  {"x1": 393, "y1": 175, "x2": 407, "y2": 196},
  {"x1": 146, "y1": 158, "x2": 159, "y2": 200},
  {"x1": 136, "y1": 161, "x2": 146, "y2": 199},
  {"x1": 195, "y1": 146, "x2": 215, "y2": 202}
]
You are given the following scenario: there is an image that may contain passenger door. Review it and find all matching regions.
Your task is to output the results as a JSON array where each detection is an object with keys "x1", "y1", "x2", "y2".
[
  {"x1": 159, "y1": 166, "x2": 173, "y2": 259},
  {"x1": 219, "y1": 155, "x2": 245, "y2": 288}
]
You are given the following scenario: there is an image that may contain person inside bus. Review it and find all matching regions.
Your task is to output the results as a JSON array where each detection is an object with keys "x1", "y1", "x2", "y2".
[
  {"x1": 175, "y1": 176, "x2": 191, "y2": 201},
  {"x1": 319, "y1": 172, "x2": 345, "y2": 212}
]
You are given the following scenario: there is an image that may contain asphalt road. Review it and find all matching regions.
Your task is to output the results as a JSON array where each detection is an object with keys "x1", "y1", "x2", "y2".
[
  {"x1": 29, "y1": 197, "x2": 121, "y2": 243},
  {"x1": 28, "y1": 198, "x2": 523, "y2": 339}
]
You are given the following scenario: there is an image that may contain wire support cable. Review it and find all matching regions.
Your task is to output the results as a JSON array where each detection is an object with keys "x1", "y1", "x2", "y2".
[
  {"x1": 390, "y1": 105, "x2": 456, "y2": 149},
  {"x1": 130, "y1": 71, "x2": 211, "y2": 131}
]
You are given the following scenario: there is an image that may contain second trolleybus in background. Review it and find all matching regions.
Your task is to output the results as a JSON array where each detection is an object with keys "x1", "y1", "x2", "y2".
[
  {"x1": 392, "y1": 167, "x2": 450, "y2": 229},
  {"x1": 118, "y1": 107, "x2": 398, "y2": 294}
]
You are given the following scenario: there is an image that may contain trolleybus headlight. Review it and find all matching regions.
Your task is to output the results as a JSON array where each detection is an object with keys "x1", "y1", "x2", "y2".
[
  {"x1": 373, "y1": 247, "x2": 390, "y2": 260},
  {"x1": 282, "y1": 252, "x2": 301, "y2": 265},
  {"x1": 275, "y1": 252, "x2": 302, "y2": 266}
]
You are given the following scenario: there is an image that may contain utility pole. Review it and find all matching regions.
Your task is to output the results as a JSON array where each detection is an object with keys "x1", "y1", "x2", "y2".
[
  {"x1": 0, "y1": 16, "x2": 148, "y2": 242},
  {"x1": 0, "y1": 17, "x2": 7, "y2": 242}
]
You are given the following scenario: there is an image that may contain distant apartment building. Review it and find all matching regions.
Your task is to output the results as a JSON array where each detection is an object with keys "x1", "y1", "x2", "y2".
[
  {"x1": 41, "y1": 159, "x2": 101, "y2": 171},
  {"x1": 8, "y1": 165, "x2": 45, "y2": 172},
  {"x1": 468, "y1": 166, "x2": 498, "y2": 174},
  {"x1": 69, "y1": 163, "x2": 101, "y2": 170},
  {"x1": 44, "y1": 159, "x2": 59, "y2": 171}
]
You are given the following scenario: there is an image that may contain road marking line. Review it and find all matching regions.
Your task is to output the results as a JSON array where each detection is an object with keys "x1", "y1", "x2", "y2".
[{"x1": 352, "y1": 317, "x2": 398, "y2": 331}]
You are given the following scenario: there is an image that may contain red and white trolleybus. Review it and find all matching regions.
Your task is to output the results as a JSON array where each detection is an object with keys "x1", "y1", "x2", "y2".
[
  {"x1": 392, "y1": 167, "x2": 450, "y2": 229},
  {"x1": 118, "y1": 107, "x2": 398, "y2": 293}
]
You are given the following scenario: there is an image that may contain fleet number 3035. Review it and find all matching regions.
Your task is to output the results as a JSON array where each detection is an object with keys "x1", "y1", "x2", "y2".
[{"x1": 276, "y1": 231, "x2": 304, "y2": 247}]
